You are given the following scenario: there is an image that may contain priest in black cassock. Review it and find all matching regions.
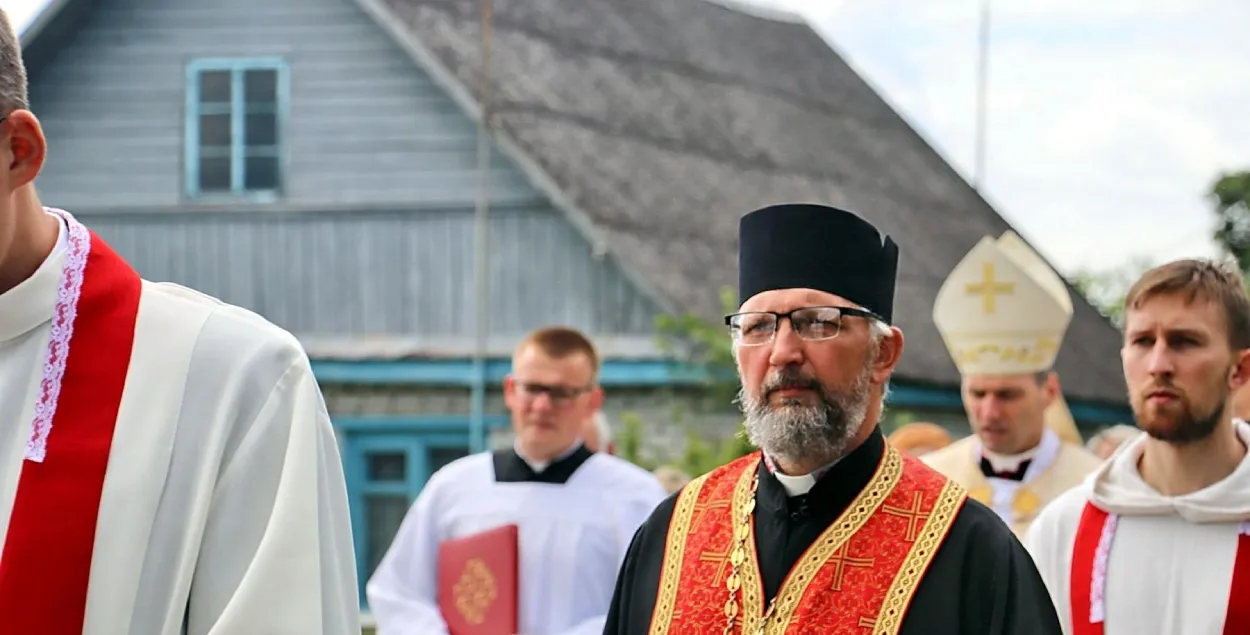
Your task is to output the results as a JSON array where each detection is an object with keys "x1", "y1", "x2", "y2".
[{"x1": 604, "y1": 203, "x2": 1062, "y2": 635}]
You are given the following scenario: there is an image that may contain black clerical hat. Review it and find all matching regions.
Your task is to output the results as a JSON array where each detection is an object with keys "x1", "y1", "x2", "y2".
[{"x1": 737, "y1": 203, "x2": 899, "y2": 323}]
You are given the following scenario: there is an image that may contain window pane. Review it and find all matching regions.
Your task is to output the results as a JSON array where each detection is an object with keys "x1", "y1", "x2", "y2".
[
  {"x1": 429, "y1": 447, "x2": 470, "y2": 474},
  {"x1": 199, "y1": 70, "x2": 231, "y2": 104},
  {"x1": 198, "y1": 114, "x2": 231, "y2": 147},
  {"x1": 198, "y1": 156, "x2": 231, "y2": 192},
  {"x1": 244, "y1": 156, "x2": 279, "y2": 191},
  {"x1": 244, "y1": 69, "x2": 277, "y2": 104},
  {"x1": 367, "y1": 452, "x2": 406, "y2": 482},
  {"x1": 245, "y1": 112, "x2": 277, "y2": 146},
  {"x1": 365, "y1": 494, "x2": 411, "y2": 578}
]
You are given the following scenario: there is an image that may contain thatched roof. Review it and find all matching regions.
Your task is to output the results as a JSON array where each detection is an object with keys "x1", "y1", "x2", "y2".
[
  {"x1": 364, "y1": 0, "x2": 1127, "y2": 404},
  {"x1": 20, "y1": 0, "x2": 1129, "y2": 405}
]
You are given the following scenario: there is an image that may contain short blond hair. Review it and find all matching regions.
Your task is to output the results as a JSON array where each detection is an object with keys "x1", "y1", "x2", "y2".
[{"x1": 514, "y1": 326, "x2": 600, "y2": 380}]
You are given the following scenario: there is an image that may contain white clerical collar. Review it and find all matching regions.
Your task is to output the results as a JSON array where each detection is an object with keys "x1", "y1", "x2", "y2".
[
  {"x1": 515, "y1": 439, "x2": 584, "y2": 473},
  {"x1": 764, "y1": 454, "x2": 840, "y2": 497},
  {"x1": 0, "y1": 211, "x2": 67, "y2": 344}
]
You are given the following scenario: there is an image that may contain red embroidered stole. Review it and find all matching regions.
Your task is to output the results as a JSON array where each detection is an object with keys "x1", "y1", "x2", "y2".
[
  {"x1": 646, "y1": 447, "x2": 966, "y2": 635},
  {"x1": 0, "y1": 216, "x2": 142, "y2": 633},
  {"x1": 1070, "y1": 503, "x2": 1250, "y2": 635}
]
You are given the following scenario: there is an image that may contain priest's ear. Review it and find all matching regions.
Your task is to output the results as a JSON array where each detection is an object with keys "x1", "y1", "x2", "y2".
[
  {"x1": 0, "y1": 110, "x2": 46, "y2": 192},
  {"x1": 868, "y1": 323, "x2": 904, "y2": 385}
]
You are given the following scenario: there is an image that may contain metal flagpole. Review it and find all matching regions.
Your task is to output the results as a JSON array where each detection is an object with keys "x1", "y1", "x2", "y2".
[
  {"x1": 470, "y1": 0, "x2": 494, "y2": 454},
  {"x1": 974, "y1": 0, "x2": 990, "y2": 191}
]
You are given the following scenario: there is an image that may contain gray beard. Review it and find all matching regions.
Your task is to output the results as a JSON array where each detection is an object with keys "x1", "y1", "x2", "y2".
[{"x1": 738, "y1": 363, "x2": 874, "y2": 470}]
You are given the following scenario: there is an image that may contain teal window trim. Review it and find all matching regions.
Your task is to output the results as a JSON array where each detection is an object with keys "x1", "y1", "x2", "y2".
[
  {"x1": 184, "y1": 57, "x2": 290, "y2": 203},
  {"x1": 338, "y1": 416, "x2": 509, "y2": 608}
]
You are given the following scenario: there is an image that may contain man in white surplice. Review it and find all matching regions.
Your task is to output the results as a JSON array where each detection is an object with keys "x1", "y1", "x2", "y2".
[
  {"x1": 1025, "y1": 259, "x2": 1250, "y2": 634},
  {"x1": 0, "y1": 11, "x2": 358, "y2": 634},
  {"x1": 367, "y1": 326, "x2": 667, "y2": 635}
]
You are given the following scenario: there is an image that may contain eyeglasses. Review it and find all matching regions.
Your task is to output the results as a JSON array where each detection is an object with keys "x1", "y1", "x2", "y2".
[
  {"x1": 512, "y1": 379, "x2": 593, "y2": 406},
  {"x1": 724, "y1": 305, "x2": 883, "y2": 347}
]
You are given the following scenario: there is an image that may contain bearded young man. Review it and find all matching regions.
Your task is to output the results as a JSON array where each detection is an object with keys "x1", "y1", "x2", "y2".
[
  {"x1": 604, "y1": 204, "x2": 1061, "y2": 635},
  {"x1": 1025, "y1": 259, "x2": 1250, "y2": 635},
  {"x1": 0, "y1": 11, "x2": 358, "y2": 633}
]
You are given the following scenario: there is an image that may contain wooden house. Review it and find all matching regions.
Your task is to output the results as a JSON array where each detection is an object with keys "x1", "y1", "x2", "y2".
[{"x1": 18, "y1": 0, "x2": 1131, "y2": 616}]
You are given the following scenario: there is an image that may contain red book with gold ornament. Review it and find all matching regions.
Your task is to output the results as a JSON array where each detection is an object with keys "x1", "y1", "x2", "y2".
[{"x1": 436, "y1": 524, "x2": 519, "y2": 635}]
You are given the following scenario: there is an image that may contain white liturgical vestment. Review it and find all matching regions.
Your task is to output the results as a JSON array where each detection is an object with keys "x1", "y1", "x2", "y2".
[
  {"x1": 366, "y1": 444, "x2": 667, "y2": 635},
  {"x1": 1025, "y1": 421, "x2": 1250, "y2": 635},
  {"x1": 0, "y1": 210, "x2": 359, "y2": 634}
]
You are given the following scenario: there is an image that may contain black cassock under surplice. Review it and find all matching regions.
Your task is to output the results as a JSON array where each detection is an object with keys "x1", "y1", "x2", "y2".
[{"x1": 604, "y1": 428, "x2": 1063, "y2": 635}]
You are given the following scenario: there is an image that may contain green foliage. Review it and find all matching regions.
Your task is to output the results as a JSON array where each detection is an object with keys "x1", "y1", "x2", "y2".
[
  {"x1": 881, "y1": 408, "x2": 918, "y2": 436},
  {"x1": 1211, "y1": 170, "x2": 1250, "y2": 274},
  {"x1": 653, "y1": 286, "x2": 741, "y2": 405},
  {"x1": 617, "y1": 408, "x2": 755, "y2": 478},
  {"x1": 1065, "y1": 170, "x2": 1250, "y2": 328},
  {"x1": 1070, "y1": 256, "x2": 1156, "y2": 328},
  {"x1": 615, "y1": 412, "x2": 655, "y2": 471},
  {"x1": 615, "y1": 286, "x2": 756, "y2": 477}
]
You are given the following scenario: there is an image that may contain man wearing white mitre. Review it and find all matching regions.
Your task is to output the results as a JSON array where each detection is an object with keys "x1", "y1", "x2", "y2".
[{"x1": 924, "y1": 232, "x2": 1102, "y2": 538}]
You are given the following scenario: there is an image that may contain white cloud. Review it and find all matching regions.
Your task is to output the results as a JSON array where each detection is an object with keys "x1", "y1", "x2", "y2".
[
  {"x1": 4, "y1": 0, "x2": 48, "y2": 31},
  {"x1": 746, "y1": 0, "x2": 1250, "y2": 275}
]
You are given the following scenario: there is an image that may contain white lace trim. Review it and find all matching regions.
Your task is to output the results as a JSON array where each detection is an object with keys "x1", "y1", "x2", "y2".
[
  {"x1": 1089, "y1": 512, "x2": 1118, "y2": 624},
  {"x1": 25, "y1": 209, "x2": 91, "y2": 463}
]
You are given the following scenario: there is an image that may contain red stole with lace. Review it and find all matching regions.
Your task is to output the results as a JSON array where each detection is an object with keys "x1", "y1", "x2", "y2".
[
  {"x1": 1070, "y1": 503, "x2": 1250, "y2": 635},
  {"x1": 0, "y1": 210, "x2": 142, "y2": 633}
]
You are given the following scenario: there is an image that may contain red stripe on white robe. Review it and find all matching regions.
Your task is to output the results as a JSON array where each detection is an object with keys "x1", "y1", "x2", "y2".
[
  {"x1": 1071, "y1": 501, "x2": 1250, "y2": 635},
  {"x1": 0, "y1": 226, "x2": 142, "y2": 633}
]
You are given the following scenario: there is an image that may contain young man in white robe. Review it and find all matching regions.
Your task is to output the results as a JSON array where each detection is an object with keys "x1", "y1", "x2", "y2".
[
  {"x1": 0, "y1": 12, "x2": 359, "y2": 634},
  {"x1": 366, "y1": 327, "x2": 667, "y2": 635},
  {"x1": 923, "y1": 231, "x2": 1103, "y2": 538},
  {"x1": 1025, "y1": 258, "x2": 1250, "y2": 635}
]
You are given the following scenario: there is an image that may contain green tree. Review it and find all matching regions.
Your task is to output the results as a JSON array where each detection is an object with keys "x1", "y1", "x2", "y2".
[
  {"x1": 616, "y1": 287, "x2": 755, "y2": 476},
  {"x1": 615, "y1": 412, "x2": 657, "y2": 471},
  {"x1": 652, "y1": 286, "x2": 741, "y2": 406},
  {"x1": 1070, "y1": 256, "x2": 1156, "y2": 328},
  {"x1": 1211, "y1": 170, "x2": 1250, "y2": 274}
]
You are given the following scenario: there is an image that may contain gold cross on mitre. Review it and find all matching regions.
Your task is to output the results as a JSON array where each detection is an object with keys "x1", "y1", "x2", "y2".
[{"x1": 964, "y1": 262, "x2": 1014, "y2": 314}]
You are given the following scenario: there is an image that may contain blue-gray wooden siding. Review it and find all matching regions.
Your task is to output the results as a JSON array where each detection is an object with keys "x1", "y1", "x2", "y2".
[
  {"x1": 24, "y1": 0, "x2": 663, "y2": 337},
  {"x1": 27, "y1": 0, "x2": 534, "y2": 209},
  {"x1": 82, "y1": 207, "x2": 661, "y2": 335}
]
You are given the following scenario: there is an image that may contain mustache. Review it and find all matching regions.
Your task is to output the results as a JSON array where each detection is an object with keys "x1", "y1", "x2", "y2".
[
  {"x1": 1141, "y1": 382, "x2": 1182, "y2": 398},
  {"x1": 762, "y1": 368, "x2": 822, "y2": 395}
]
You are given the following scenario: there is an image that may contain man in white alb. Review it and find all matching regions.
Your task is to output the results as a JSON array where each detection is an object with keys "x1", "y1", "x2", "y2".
[
  {"x1": 367, "y1": 326, "x2": 666, "y2": 635},
  {"x1": 1026, "y1": 258, "x2": 1250, "y2": 635},
  {"x1": 0, "y1": 11, "x2": 359, "y2": 634},
  {"x1": 923, "y1": 231, "x2": 1102, "y2": 538}
]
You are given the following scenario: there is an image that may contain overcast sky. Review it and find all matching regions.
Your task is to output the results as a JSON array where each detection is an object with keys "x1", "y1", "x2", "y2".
[{"x1": 6, "y1": 0, "x2": 1248, "y2": 276}]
